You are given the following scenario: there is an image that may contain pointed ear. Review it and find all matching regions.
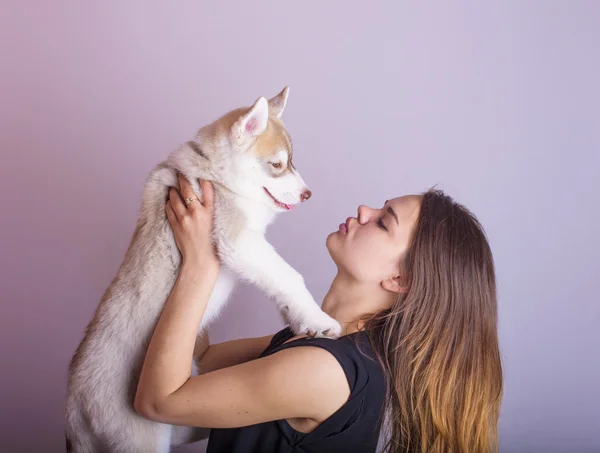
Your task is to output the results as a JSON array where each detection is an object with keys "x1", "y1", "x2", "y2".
[
  {"x1": 381, "y1": 276, "x2": 409, "y2": 294},
  {"x1": 267, "y1": 86, "x2": 289, "y2": 119},
  {"x1": 232, "y1": 97, "x2": 269, "y2": 143}
]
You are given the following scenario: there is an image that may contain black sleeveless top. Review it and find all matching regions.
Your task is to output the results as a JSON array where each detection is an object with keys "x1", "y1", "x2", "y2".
[{"x1": 206, "y1": 326, "x2": 386, "y2": 453}]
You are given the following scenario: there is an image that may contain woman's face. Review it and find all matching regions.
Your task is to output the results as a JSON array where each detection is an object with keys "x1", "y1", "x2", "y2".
[{"x1": 326, "y1": 195, "x2": 422, "y2": 284}]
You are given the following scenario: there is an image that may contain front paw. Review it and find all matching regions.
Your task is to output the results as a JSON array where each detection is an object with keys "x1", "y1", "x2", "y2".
[{"x1": 287, "y1": 307, "x2": 342, "y2": 339}]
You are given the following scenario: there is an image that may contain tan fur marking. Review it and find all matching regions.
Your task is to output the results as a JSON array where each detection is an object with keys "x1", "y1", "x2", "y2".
[
  {"x1": 254, "y1": 119, "x2": 293, "y2": 161},
  {"x1": 207, "y1": 106, "x2": 293, "y2": 166}
]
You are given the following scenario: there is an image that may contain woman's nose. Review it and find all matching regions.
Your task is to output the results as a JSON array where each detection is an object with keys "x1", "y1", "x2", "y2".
[{"x1": 357, "y1": 205, "x2": 372, "y2": 224}]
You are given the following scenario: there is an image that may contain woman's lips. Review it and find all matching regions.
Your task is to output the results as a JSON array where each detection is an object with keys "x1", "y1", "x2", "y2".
[{"x1": 339, "y1": 217, "x2": 354, "y2": 233}]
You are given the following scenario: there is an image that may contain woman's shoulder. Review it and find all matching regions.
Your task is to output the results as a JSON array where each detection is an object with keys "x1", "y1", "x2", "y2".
[
  {"x1": 263, "y1": 327, "x2": 384, "y2": 396},
  {"x1": 260, "y1": 327, "x2": 386, "y2": 440}
]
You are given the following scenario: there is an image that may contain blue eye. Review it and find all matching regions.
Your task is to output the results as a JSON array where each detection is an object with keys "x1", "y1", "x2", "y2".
[{"x1": 377, "y1": 218, "x2": 387, "y2": 231}]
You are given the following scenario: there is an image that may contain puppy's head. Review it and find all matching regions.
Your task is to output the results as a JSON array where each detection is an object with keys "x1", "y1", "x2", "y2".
[{"x1": 205, "y1": 87, "x2": 311, "y2": 212}]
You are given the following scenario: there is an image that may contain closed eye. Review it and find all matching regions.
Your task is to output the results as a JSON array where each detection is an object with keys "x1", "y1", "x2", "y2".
[{"x1": 377, "y1": 218, "x2": 387, "y2": 231}]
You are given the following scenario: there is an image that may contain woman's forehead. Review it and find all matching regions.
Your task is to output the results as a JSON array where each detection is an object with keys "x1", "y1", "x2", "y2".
[{"x1": 387, "y1": 195, "x2": 422, "y2": 219}]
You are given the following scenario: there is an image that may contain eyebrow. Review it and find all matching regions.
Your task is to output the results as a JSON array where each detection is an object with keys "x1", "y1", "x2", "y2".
[{"x1": 384, "y1": 200, "x2": 399, "y2": 225}]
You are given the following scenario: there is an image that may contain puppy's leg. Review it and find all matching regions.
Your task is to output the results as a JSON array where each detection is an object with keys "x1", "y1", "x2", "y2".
[
  {"x1": 223, "y1": 232, "x2": 341, "y2": 338},
  {"x1": 65, "y1": 396, "x2": 100, "y2": 453}
]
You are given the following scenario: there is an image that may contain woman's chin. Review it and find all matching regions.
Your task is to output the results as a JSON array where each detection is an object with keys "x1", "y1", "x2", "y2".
[
  {"x1": 325, "y1": 234, "x2": 343, "y2": 266},
  {"x1": 325, "y1": 231, "x2": 337, "y2": 251}
]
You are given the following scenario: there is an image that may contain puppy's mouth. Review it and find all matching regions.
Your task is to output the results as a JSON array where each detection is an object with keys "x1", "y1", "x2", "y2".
[{"x1": 263, "y1": 187, "x2": 295, "y2": 211}]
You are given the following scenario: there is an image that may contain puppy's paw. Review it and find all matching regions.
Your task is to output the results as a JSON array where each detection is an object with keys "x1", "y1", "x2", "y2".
[{"x1": 289, "y1": 308, "x2": 342, "y2": 339}]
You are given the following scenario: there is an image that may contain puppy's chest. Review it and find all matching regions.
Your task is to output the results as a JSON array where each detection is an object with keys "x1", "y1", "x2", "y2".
[
  {"x1": 214, "y1": 197, "x2": 275, "y2": 242},
  {"x1": 242, "y1": 204, "x2": 276, "y2": 231}
]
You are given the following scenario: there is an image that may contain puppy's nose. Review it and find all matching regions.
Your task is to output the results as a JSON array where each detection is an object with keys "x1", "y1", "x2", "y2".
[{"x1": 300, "y1": 189, "x2": 312, "y2": 202}]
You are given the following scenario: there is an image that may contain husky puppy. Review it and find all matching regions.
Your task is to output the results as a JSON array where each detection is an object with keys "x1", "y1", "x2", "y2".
[{"x1": 65, "y1": 87, "x2": 342, "y2": 453}]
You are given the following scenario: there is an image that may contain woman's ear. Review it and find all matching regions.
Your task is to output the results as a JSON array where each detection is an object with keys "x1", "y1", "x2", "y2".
[{"x1": 381, "y1": 276, "x2": 409, "y2": 294}]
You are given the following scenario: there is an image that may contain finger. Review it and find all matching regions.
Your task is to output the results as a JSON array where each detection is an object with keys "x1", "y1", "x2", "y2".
[
  {"x1": 169, "y1": 187, "x2": 187, "y2": 220},
  {"x1": 178, "y1": 173, "x2": 196, "y2": 201},
  {"x1": 199, "y1": 179, "x2": 215, "y2": 209},
  {"x1": 165, "y1": 200, "x2": 178, "y2": 225}
]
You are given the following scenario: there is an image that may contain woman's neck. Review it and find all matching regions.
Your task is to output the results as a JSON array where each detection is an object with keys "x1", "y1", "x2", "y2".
[{"x1": 321, "y1": 273, "x2": 393, "y2": 336}]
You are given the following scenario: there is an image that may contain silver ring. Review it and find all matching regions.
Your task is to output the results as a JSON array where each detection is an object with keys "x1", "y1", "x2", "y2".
[{"x1": 184, "y1": 196, "x2": 198, "y2": 207}]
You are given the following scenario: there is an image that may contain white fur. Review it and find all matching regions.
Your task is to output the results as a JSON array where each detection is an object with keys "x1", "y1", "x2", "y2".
[
  {"x1": 274, "y1": 150, "x2": 289, "y2": 165},
  {"x1": 267, "y1": 169, "x2": 309, "y2": 206},
  {"x1": 65, "y1": 88, "x2": 341, "y2": 453}
]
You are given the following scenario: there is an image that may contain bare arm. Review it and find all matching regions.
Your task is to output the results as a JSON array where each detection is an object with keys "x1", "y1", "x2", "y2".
[
  {"x1": 137, "y1": 344, "x2": 350, "y2": 429},
  {"x1": 137, "y1": 270, "x2": 346, "y2": 429},
  {"x1": 195, "y1": 334, "x2": 275, "y2": 374}
]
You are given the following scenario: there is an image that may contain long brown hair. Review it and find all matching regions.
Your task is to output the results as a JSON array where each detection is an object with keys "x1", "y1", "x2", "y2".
[{"x1": 364, "y1": 188, "x2": 503, "y2": 453}]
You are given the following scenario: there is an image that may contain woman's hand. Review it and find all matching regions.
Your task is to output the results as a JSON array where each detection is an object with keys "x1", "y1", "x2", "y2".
[{"x1": 166, "y1": 174, "x2": 219, "y2": 272}]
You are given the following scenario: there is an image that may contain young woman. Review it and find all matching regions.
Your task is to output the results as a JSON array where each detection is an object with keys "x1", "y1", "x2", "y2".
[{"x1": 135, "y1": 175, "x2": 503, "y2": 453}]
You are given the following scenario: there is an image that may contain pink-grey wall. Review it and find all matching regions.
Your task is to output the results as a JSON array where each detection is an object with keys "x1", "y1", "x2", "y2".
[{"x1": 1, "y1": 2, "x2": 598, "y2": 452}]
